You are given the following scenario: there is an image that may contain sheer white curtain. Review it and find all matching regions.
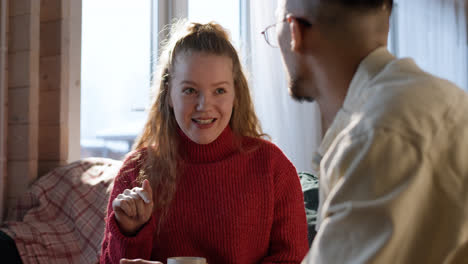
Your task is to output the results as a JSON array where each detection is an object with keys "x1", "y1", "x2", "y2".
[
  {"x1": 393, "y1": 0, "x2": 468, "y2": 91},
  {"x1": 246, "y1": 0, "x2": 322, "y2": 173}
]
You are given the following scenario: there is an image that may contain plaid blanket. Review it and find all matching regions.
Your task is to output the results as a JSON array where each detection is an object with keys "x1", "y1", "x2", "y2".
[{"x1": 0, "y1": 158, "x2": 122, "y2": 264}]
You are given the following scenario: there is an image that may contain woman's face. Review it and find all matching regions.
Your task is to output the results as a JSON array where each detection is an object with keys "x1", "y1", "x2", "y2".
[{"x1": 169, "y1": 52, "x2": 235, "y2": 144}]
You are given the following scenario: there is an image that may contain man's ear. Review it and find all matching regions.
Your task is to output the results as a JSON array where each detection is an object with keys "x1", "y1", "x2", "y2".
[
  {"x1": 288, "y1": 16, "x2": 305, "y2": 53},
  {"x1": 288, "y1": 16, "x2": 317, "y2": 54}
]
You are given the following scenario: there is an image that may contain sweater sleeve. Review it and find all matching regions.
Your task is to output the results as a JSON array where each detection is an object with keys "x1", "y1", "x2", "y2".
[
  {"x1": 261, "y1": 149, "x2": 310, "y2": 264},
  {"x1": 99, "y1": 152, "x2": 157, "y2": 264}
]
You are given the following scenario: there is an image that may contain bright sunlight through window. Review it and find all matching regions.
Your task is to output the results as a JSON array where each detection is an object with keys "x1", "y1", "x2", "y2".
[{"x1": 81, "y1": 0, "x2": 152, "y2": 159}]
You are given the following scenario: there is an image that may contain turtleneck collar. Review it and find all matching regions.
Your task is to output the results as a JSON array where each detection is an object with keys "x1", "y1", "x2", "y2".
[{"x1": 177, "y1": 125, "x2": 239, "y2": 164}]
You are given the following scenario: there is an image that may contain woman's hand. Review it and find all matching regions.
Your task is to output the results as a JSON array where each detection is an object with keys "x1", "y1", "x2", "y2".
[
  {"x1": 112, "y1": 179, "x2": 154, "y2": 236},
  {"x1": 120, "y1": 259, "x2": 162, "y2": 264}
]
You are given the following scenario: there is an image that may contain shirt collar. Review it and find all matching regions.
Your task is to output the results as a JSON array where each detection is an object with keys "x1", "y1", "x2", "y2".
[{"x1": 313, "y1": 47, "x2": 396, "y2": 166}]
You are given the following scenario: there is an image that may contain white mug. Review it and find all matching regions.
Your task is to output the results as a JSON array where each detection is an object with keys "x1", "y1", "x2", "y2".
[{"x1": 167, "y1": 257, "x2": 207, "y2": 264}]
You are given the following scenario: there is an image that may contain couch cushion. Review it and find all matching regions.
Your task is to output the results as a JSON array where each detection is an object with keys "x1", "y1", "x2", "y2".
[
  {"x1": 0, "y1": 158, "x2": 122, "y2": 264},
  {"x1": 299, "y1": 172, "x2": 319, "y2": 246}
]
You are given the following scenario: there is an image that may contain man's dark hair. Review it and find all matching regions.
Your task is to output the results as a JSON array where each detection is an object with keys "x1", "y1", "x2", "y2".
[
  {"x1": 311, "y1": 0, "x2": 393, "y2": 33},
  {"x1": 331, "y1": 0, "x2": 393, "y2": 10}
]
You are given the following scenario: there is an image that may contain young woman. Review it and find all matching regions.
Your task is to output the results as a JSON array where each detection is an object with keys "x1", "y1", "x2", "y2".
[{"x1": 100, "y1": 21, "x2": 309, "y2": 264}]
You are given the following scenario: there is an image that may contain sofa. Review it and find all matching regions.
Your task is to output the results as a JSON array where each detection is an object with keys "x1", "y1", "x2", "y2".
[{"x1": 0, "y1": 158, "x2": 318, "y2": 264}]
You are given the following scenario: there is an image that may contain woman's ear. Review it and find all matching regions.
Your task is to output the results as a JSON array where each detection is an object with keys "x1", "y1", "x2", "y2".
[{"x1": 167, "y1": 84, "x2": 173, "y2": 108}]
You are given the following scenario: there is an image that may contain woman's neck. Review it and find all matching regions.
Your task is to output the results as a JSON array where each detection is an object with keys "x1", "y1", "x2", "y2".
[{"x1": 177, "y1": 126, "x2": 238, "y2": 163}]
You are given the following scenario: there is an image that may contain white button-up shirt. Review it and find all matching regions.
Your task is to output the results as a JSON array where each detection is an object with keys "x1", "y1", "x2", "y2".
[{"x1": 303, "y1": 47, "x2": 468, "y2": 263}]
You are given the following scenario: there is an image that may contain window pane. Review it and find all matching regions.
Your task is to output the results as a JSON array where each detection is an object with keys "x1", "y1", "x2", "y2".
[
  {"x1": 81, "y1": 0, "x2": 153, "y2": 159},
  {"x1": 188, "y1": 0, "x2": 240, "y2": 48}
]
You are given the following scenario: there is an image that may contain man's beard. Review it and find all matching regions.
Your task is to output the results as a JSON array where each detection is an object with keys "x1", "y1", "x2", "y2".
[{"x1": 289, "y1": 77, "x2": 314, "y2": 103}]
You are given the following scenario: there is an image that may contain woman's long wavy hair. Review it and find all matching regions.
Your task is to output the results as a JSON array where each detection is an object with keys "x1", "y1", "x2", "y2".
[{"x1": 132, "y1": 20, "x2": 265, "y2": 220}]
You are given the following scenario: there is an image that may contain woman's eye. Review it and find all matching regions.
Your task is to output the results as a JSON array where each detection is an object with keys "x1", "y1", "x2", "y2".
[
  {"x1": 183, "y1": 88, "x2": 196, "y2": 95},
  {"x1": 215, "y1": 88, "x2": 226, "y2": 94}
]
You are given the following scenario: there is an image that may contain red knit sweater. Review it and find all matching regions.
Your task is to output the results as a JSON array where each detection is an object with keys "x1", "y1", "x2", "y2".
[{"x1": 100, "y1": 127, "x2": 309, "y2": 264}]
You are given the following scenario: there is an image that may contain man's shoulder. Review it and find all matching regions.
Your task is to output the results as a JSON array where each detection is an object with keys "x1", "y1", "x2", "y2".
[
  {"x1": 356, "y1": 62, "x2": 468, "y2": 139},
  {"x1": 369, "y1": 57, "x2": 465, "y2": 108}
]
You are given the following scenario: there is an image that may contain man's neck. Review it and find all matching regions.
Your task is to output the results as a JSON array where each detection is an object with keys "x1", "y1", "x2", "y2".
[
  {"x1": 313, "y1": 43, "x2": 381, "y2": 134},
  {"x1": 314, "y1": 59, "x2": 357, "y2": 134}
]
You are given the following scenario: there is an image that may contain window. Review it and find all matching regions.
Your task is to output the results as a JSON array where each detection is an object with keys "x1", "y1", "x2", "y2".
[
  {"x1": 80, "y1": 0, "x2": 247, "y2": 160},
  {"x1": 188, "y1": 0, "x2": 241, "y2": 48},
  {"x1": 80, "y1": 0, "x2": 154, "y2": 159},
  {"x1": 388, "y1": 2, "x2": 399, "y2": 56}
]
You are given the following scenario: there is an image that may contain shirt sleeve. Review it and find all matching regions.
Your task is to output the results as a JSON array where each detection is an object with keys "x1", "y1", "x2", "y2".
[
  {"x1": 99, "y1": 154, "x2": 156, "y2": 264},
  {"x1": 262, "y1": 152, "x2": 310, "y2": 264},
  {"x1": 306, "y1": 128, "x2": 428, "y2": 263}
]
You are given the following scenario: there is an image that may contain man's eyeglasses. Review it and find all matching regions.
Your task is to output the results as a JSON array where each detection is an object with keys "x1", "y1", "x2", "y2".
[{"x1": 261, "y1": 17, "x2": 312, "y2": 48}]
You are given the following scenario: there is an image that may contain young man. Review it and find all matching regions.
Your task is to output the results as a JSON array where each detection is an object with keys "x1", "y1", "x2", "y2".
[{"x1": 270, "y1": 0, "x2": 468, "y2": 263}]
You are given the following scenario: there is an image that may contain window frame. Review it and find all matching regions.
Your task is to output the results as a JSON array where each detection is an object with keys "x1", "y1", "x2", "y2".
[
  {"x1": 151, "y1": 0, "x2": 188, "y2": 83},
  {"x1": 0, "y1": 0, "x2": 8, "y2": 222},
  {"x1": 68, "y1": 0, "x2": 82, "y2": 162},
  {"x1": 75, "y1": 0, "x2": 188, "y2": 161}
]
